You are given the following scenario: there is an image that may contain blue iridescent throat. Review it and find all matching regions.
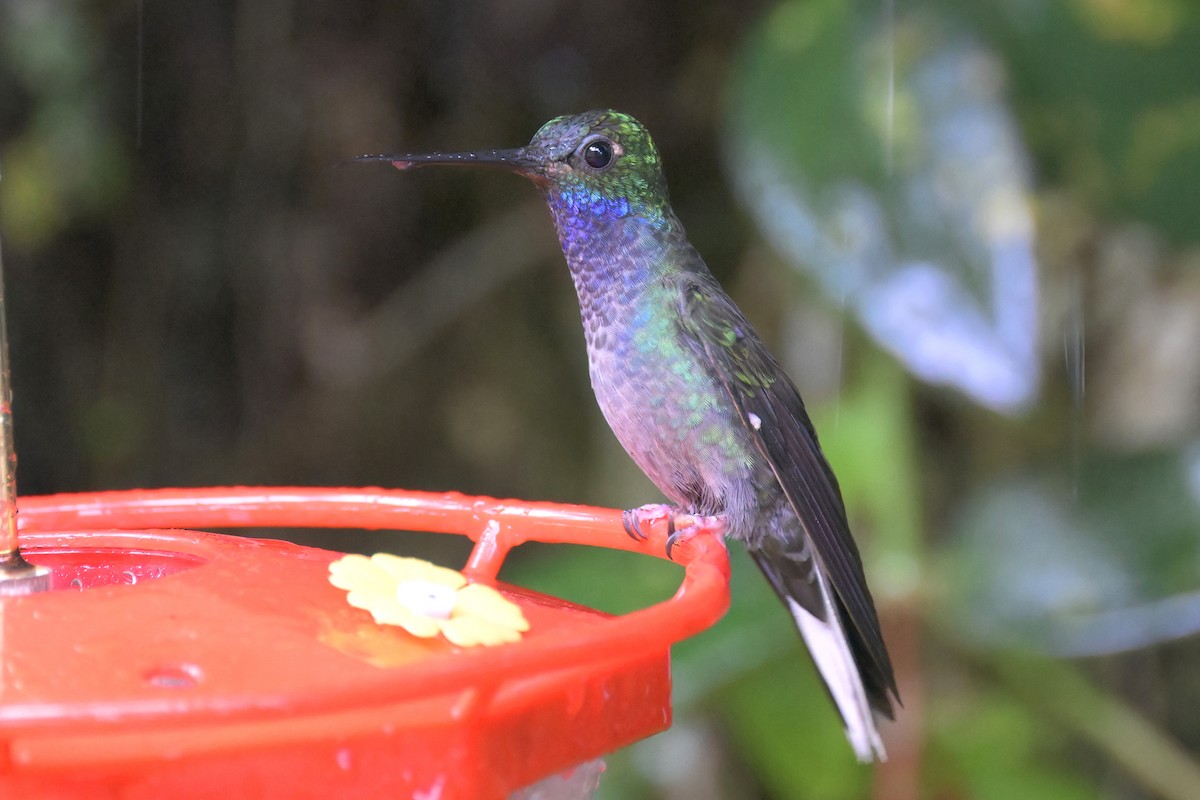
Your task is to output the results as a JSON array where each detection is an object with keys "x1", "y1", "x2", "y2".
[{"x1": 552, "y1": 184, "x2": 666, "y2": 229}]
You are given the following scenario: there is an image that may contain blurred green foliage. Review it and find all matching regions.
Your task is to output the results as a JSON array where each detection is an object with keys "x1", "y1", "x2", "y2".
[
  {"x1": 2, "y1": 0, "x2": 1199, "y2": 797},
  {"x1": 992, "y1": 0, "x2": 1200, "y2": 245}
]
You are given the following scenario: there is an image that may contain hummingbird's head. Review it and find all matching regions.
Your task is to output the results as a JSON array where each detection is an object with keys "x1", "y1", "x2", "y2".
[
  {"x1": 521, "y1": 110, "x2": 669, "y2": 217},
  {"x1": 358, "y1": 109, "x2": 671, "y2": 224}
]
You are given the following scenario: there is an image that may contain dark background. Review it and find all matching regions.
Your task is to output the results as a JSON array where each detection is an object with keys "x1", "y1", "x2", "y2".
[{"x1": 2, "y1": 1, "x2": 1199, "y2": 797}]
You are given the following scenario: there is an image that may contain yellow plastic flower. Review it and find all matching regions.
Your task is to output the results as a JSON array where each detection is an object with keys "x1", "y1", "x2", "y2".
[{"x1": 328, "y1": 554, "x2": 529, "y2": 646}]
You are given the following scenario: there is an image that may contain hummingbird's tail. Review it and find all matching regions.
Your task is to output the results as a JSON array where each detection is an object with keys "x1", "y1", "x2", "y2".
[{"x1": 749, "y1": 546, "x2": 889, "y2": 762}]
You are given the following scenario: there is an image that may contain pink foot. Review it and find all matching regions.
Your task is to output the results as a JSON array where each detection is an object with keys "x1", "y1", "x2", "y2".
[
  {"x1": 665, "y1": 514, "x2": 726, "y2": 560},
  {"x1": 621, "y1": 504, "x2": 726, "y2": 560},
  {"x1": 621, "y1": 503, "x2": 674, "y2": 542}
]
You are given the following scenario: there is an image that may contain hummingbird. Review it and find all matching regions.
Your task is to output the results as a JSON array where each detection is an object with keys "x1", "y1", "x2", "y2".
[{"x1": 359, "y1": 109, "x2": 899, "y2": 761}]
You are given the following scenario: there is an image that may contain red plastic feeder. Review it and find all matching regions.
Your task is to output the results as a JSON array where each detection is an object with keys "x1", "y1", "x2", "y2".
[{"x1": 0, "y1": 487, "x2": 730, "y2": 799}]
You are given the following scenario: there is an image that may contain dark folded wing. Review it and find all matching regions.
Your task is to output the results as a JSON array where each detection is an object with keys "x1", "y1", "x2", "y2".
[{"x1": 674, "y1": 270, "x2": 898, "y2": 713}]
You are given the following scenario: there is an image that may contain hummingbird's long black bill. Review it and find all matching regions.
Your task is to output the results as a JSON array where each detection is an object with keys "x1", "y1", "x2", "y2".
[{"x1": 354, "y1": 148, "x2": 538, "y2": 173}]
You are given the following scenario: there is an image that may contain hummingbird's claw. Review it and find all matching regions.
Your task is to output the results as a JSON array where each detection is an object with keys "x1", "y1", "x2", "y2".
[
  {"x1": 621, "y1": 509, "x2": 648, "y2": 541},
  {"x1": 622, "y1": 503, "x2": 676, "y2": 543},
  {"x1": 665, "y1": 514, "x2": 727, "y2": 560},
  {"x1": 623, "y1": 506, "x2": 726, "y2": 557}
]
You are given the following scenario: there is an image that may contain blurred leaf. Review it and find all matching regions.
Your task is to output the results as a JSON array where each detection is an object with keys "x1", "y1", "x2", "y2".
[
  {"x1": 727, "y1": 1, "x2": 1039, "y2": 413},
  {"x1": 987, "y1": 0, "x2": 1200, "y2": 244},
  {"x1": 987, "y1": 650, "x2": 1200, "y2": 800},
  {"x1": 0, "y1": 3, "x2": 129, "y2": 248},
  {"x1": 810, "y1": 348, "x2": 922, "y2": 599},
  {"x1": 940, "y1": 446, "x2": 1200, "y2": 655},
  {"x1": 717, "y1": 648, "x2": 869, "y2": 800},
  {"x1": 0, "y1": 137, "x2": 66, "y2": 247},
  {"x1": 926, "y1": 684, "x2": 1096, "y2": 800},
  {"x1": 502, "y1": 542, "x2": 682, "y2": 617}
]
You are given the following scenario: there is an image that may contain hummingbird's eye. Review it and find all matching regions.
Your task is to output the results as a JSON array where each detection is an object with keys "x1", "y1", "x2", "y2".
[{"x1": 582, "y1": 139, "x2": 614, "y2": 170}]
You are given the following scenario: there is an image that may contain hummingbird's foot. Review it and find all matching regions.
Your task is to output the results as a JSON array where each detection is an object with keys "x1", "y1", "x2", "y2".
[
  {"x1": 621, "y1": 503, "x2": 675, "y2": 542},
  {"x1": 623, "y1": 505, "x2": 726, "y2": 558},
  {"x1": 665, "y1": 514, "x2": 727, "y2": 560}
]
